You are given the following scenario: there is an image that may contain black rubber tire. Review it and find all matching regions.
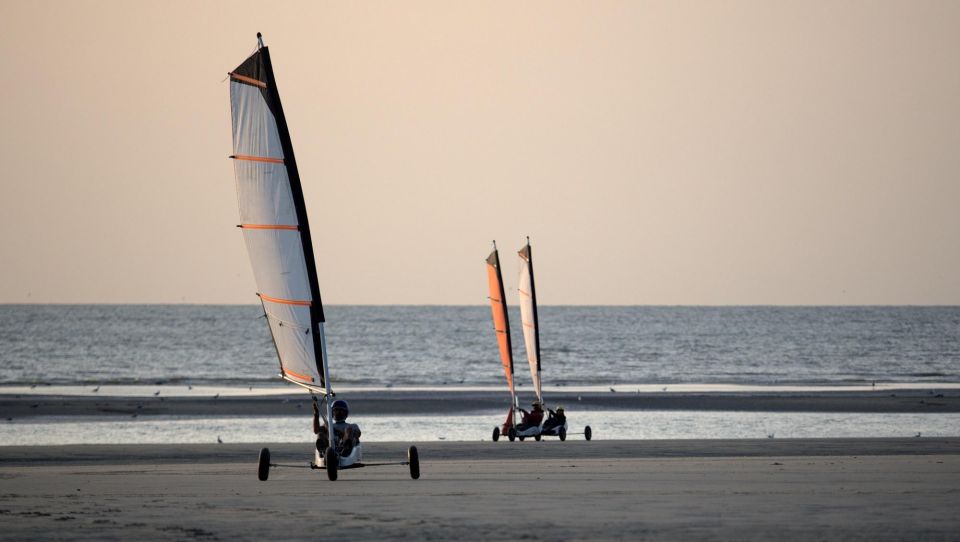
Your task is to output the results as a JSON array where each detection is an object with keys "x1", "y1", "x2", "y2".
[
  {"x1": 519, "y1": 436, "x2": 525, "y2": 442},
  {"x1": 324, "y1": 446, "x2": 338, "y2": 481},
  {"x1": 559, "y1": 427, "x2": 567, "y2": 441},
  {"x1": 585, "y1": 426, "x2": 592, "y2": 441},
  {"x1": 408, "y1": 445, "x2": 420, "y2": 480},
  {"x1": 257, "y1": 447, "x2": 270, "y2": 481},
  {"x1": 508, "y1": 427, "x2": 516, "y2": 442},
  {"x1": 492, "y1": 427, "x2": 500, "y2": 442},
  {"x1": 534, "y1": 433, "x2": 541, "y2": 441}
]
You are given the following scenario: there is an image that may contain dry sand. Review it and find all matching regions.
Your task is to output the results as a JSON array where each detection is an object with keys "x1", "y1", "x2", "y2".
[{"x1": 2, "y1": 438, "x2": 959, "y2": 541}]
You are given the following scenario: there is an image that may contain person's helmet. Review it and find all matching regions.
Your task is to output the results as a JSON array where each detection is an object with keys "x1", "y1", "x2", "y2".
[
  {"x1": 556, "y1": 406, "x2": 564, "y2": 413},
  {"x1": 331, "y1": 399, "x2": 349, "y2": 422},
  {"x1": 532, "y1": 400, "x2": 542, "y2": 408}
]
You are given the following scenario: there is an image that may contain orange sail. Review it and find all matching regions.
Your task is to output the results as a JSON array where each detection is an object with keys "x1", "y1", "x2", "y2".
[{"x1": 486, "y1": 244, "x2": 515, "y2": 398}]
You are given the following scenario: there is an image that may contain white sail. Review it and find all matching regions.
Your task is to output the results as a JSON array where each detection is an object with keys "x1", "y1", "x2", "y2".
[
  {"x1": 518, "y1": 240, "x2": 541, "y2": 403},
  {"x1": 228, "y1": 41, "x2": 327, "y2": 392}
]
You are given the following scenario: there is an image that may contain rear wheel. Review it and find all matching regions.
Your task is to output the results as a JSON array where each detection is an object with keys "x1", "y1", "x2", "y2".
[
  {"x1": 508, "y1": 427, "x2": 516, "y2": 442},
  {"x1": 324, "y1": 446, "x2": 339, "y2": 481},
  {"x1": 559, "y1": 427, "x2": 567, "y2": 441},
  {"x1": 492, "y1": 427, "x2": 500, "y2": 442},
  {"x1": 584, "y1": 426, "x2": 592, "y2": 441},
  {"x1": 257, "y1": 447, "x2": 270, "y2": 481},
  {"x1": 408, "y1": 446, "x2": 420, "y2": 480}
]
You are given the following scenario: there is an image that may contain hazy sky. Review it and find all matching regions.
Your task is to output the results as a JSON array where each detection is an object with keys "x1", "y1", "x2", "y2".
[{"x1": 1, "y1": 1, "x2": 957, "y2": 305}]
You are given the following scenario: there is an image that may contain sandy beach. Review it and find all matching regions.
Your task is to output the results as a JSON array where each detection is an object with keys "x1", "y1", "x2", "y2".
[{"x1": 2, "y1": 438, "x2": 958, "y2": 541}]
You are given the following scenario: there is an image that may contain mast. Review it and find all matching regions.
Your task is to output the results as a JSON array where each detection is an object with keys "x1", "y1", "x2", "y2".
[
  {"x1": 518, "y1": 236, "x2": 542, "y2": 404},
  {"x1": 486, "y1": 241, "x2": 516, "y2": 417}
]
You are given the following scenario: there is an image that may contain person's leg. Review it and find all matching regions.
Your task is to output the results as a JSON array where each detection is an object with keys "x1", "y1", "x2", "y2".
[
  {"x1": 315, "y1": 426, "x2": 329, "y2": 452},
  {"x1": 340, "y1": 427, "x2": 355, "y2": 456}
]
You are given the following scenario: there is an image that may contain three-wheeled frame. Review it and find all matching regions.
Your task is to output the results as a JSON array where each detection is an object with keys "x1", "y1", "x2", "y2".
[
  {"x1": 491, "y1": 408, "x2": 592, "y2": 442},
  {"x1": 256, "y1": 443, "x2": 419, "y2": 481},
  {"x1": 256, "y1": 394, "x2": 420, "y2": 481}
]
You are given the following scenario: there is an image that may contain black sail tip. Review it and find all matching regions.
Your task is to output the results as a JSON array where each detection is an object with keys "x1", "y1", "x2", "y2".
[{"x1": 257, "y1": 32, "x2": 264, "y2": 49}]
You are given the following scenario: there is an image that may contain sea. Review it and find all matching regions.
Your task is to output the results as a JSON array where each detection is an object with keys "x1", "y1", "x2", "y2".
[
  {"x1": 2, "y1": 305, "x2": 959, "y2": 444},
  {"x1": 1, "y1": 305, "x2": 958, "y2": 387}
]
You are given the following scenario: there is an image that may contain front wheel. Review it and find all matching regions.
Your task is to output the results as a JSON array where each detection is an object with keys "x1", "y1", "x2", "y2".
[
  {"x1": 508, "y1": 427, "x2": 516, "y2": 442},
  {"x1": 408, "y1": 446, "x2": 420, "y2": 480},
  {"x1": 584, "y1": 426, "x2": 592, "y2": 441},
  {"x1": 519, "y1": 436, "x2": 525, "y2": 442},
  {"x1": 257, "y1": 447, "x2": 270, "y2": 481},
  {"x1": 324, "y1": 446, "x2": 339, "y2": 481},
  {"x1": 559, "y1": 427, "x2": 567, "y2": 441},
  {"x1": 492, "y1": 427, "x2": 500, "y2": 442},
  {"x1": 534, "y1": 433, "x2": 541, "y2": 441}
]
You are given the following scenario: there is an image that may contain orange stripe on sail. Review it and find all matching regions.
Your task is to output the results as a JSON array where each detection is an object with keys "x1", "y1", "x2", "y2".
[
  {"x1": 230, "y1": 154, "x2": 284, "y2": 164},
  {"x1": 284, "y1": 368, "x2": 315, "y2": 382},
  {"x1": 229, "y1": 73, "x2": 267, "y2": 88},
  {"x1": 239, "y1": 224, "x2": 299, "y2": 231},
  {"x1": 257, "y1": 293, "x2": 312, "y2": 306}
]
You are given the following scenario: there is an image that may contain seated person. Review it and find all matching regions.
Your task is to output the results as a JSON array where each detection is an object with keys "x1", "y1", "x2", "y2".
[
  {"x1": 313, "y1": 398, "x2": 361, "y2": 457},
  {"x1": 516, "y1": 401, "x2": 544, "y2": 432},
  {"x1": 543, "y1": 405, "x2": 566, "y2": 431}
]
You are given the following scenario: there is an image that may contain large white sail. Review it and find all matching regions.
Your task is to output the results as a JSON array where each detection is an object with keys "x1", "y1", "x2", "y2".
[
  {"x1": 517, "y1": 238, "x2": 541, "y2": 403},
  {"x1": 228, "y1": 37, "x2": 328, "y2": 393}
]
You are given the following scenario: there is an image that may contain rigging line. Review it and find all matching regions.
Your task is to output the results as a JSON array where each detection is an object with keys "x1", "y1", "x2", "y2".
[{"x1": 262, "y1": 310, "x2": 310, "y2": 331}]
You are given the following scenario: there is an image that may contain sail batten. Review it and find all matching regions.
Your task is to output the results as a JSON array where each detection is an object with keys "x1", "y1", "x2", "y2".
[
  {"x1": 230, "y1": 154, "x2": 285, "y2": 164},
  {"x1": 229, "y1": 40, "x2": 327, "y2": 389},
  {"x1": 518, "y1": 239, "x2": 542, "y2": 403}
]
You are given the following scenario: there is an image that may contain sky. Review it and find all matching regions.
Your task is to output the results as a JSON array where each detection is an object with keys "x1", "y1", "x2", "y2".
[{"x1": 1, "y1": 1, "x2": 958, "y2": 305}]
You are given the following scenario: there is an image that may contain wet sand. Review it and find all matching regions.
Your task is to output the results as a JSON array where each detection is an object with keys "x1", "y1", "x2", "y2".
[
  {"x1": 2, "y1": 439, "x2": 958, "y2": 540},
  {"x1": 3, "y1": 388, "x2": 959, "y2": 418}
]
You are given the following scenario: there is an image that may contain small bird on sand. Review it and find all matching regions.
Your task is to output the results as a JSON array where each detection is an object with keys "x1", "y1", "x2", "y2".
[
  {"x1": 153, "y1": 390, "x2": 160, "y2": 396},
  {"x1": 217, "y1": 436, "x2": 223, "y2": 444},
  {"x1": 609, "y1": 387, "x2": 616, "y2": 393},
  {"x1": 213, "y1": 393, "x2": 220, "y2": 399},
  {"x1": 915, "y1": 432, "x2": 922, "y2": 438},
  {"x1": 767, "y1": 433, "x2": 775, "y2": 439},
  {"x1": 92, "y1": 386, "x2": 100, "y2": 393}
]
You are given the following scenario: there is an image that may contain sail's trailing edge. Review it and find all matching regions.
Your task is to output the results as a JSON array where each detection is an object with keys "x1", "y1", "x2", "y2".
[
  {"x1": 486, "y1": 245, "x2": 516, "y2": 399},
  {"x1": 518, "y1": 238, "x2": 542, "y2": 403},
  {"x1": 228, "y1": 39, "x2": 327, "y2": 392}
]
